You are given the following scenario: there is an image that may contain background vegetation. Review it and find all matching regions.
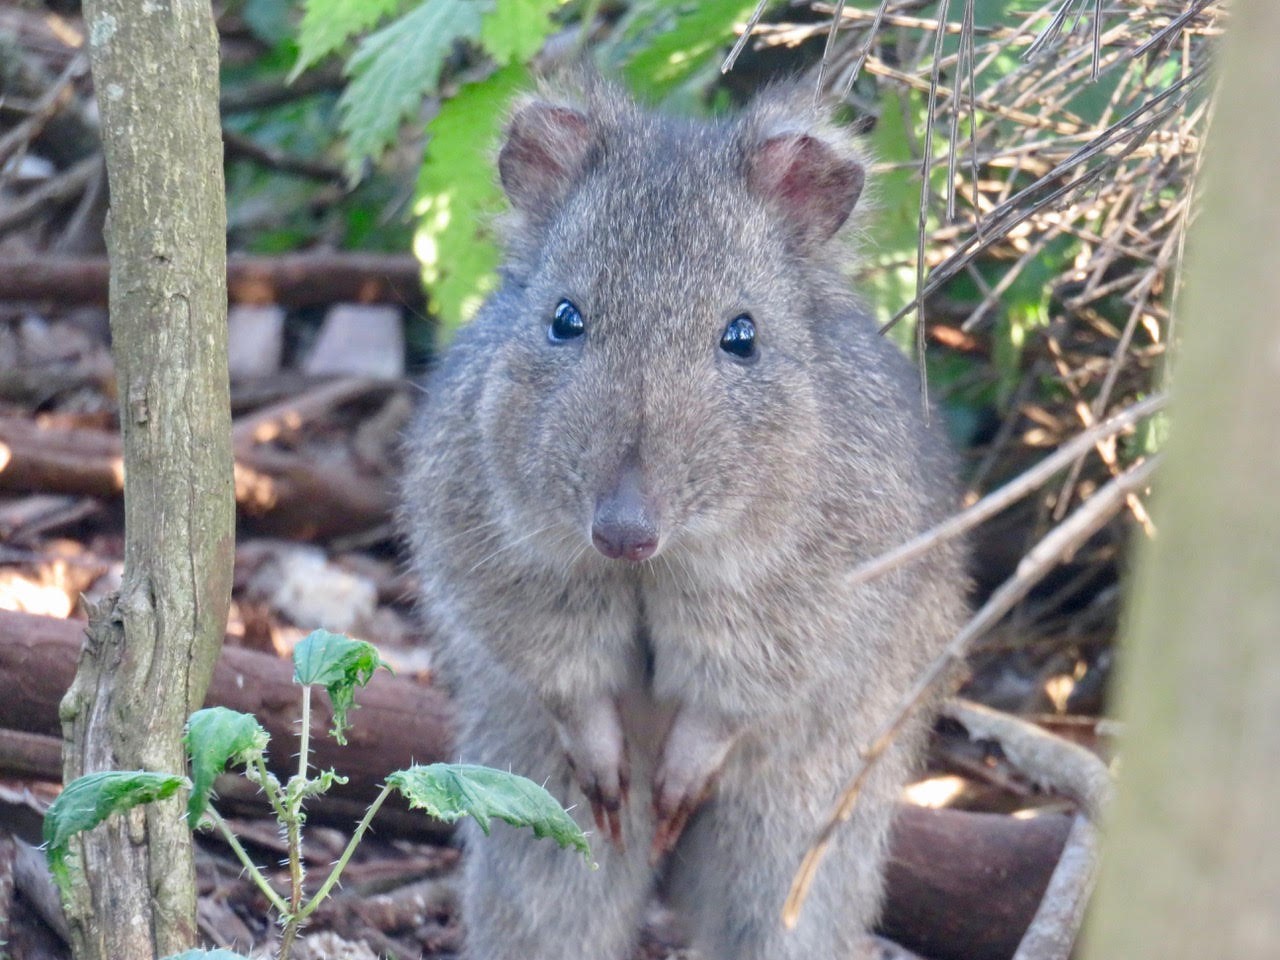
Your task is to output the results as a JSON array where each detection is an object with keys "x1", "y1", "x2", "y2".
[{"x1": 0, "y1": 1, "x2": 1225, "y2": 957}]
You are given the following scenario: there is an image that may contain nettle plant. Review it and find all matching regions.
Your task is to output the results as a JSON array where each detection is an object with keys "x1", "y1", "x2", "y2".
[{"x1": 43, "y1": 630, "x2": 590, "y2": 960}]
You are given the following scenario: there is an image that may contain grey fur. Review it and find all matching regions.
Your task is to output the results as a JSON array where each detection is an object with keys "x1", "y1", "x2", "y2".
[{"x1": 400, "y1": 78, "x2": 967, "y2": 960}]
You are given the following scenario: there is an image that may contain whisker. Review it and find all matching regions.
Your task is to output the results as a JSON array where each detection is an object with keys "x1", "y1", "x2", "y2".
[{"x1": 465, "y1": 522, "x2": 560, "y2": 575}]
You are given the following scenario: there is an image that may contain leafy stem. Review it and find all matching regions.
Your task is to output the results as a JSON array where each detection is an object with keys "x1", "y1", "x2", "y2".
[
  {"x1": 294, "y1": 782, "x2": 395, "y2": 924},
  {"x1": 206, "y1": 807, "x2": 290, "y2": 916}
]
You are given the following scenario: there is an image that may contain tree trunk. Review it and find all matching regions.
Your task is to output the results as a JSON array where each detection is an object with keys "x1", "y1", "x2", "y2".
[
  {"x1": 58, "y1": 2, "x2": 233, "y2": 958},
  {"x1": 1082, "y1": 3, "x2": 1280, "y2": 957}
]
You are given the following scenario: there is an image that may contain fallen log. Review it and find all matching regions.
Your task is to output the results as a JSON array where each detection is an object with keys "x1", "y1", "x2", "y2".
[
  {"x1": 0, "y1": 609, "x2": 453, "y2": 807},
  {"x1": 0, "y1": 253, "x2": 425, "y2": 308},
  {"x1": 0, "y1": 609, "x2": 1069, "y2": 960},
  {"x1": 0, "y1": 414, "x2": 395, "y2": 540}
]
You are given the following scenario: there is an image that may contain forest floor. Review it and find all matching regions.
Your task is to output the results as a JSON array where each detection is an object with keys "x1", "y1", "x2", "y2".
[{"x1": 0, "y1": 263, "x2": 1115, "y2": 960}]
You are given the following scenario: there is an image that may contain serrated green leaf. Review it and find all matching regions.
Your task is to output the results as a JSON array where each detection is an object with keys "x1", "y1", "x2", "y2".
[
  {"x1": 162, "y1": 950, "x2": 254, "y2": 960},
  {"x1": 44, "y1": 771, "x2": 187, "y2": 890},
  {"x1": 293, "y1": 0, "x2": 405, "y2": 78},
  {"x1": 293, "y1": 630, "x2": 391, "y2": 744},
  {"x1": 606, "y1": 0, "x2": 761, "y2": 98},
  {"x1": 415, "y1": 63, "x2": 525, "y2": 336},
  {"x1": 389, "y1": 763, "x2": 590, "y2": 857},
  {"x1": 339, "y1": 0, "x2": 491, "y2": 175},
  {"x1": 480, "y1": 0, "x2": 562, "y2": 65},
  {"x1": 184, "y1": 708, "x2": 269, "y2": 827}
]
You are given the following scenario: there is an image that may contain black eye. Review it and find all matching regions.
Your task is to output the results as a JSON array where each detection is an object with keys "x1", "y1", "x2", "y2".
[
  {"x1": 548, "y1": 299, "x2": 585, "y2": 342},
  {"x1": 720, "y1": 314, "x2": 757, "y2": 360}
]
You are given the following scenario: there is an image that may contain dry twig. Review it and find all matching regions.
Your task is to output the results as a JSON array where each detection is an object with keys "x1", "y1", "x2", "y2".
[{"x1": 784, "y1": 456, "x2": 1157, "y2": 927}]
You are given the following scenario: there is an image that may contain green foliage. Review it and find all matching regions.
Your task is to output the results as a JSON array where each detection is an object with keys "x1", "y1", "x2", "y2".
[
  {"x1": 390, "y1": 763, "x2": 591, "y2": 856},
  {"x1": 184, "y1": 708, "x2": 269, "y2": 827},
  {"x1": 297, "y1": 0, "x2": 761, "y2": 335},
  {"x1": 44, "y1": 771, "x2": 187, "y2": 889},
  {"x1": 44, "y1": 632, "x2": 587, "y2": 957},
  {"x1": 293, "y1": 0, "x2": 406, "y2": 77},
  {"x1": 415, "y1": 63, "x2": 526, "y2": 333},
  {"x1": 482, "y1": 0, "x2": 564, "y2": 64},
  {"x1": 863, "y1": 87, "x2": 923, "y2": 343},
  {"x1": 1128, "y1": 407, "x2": 1170, "y2": 459},
  {"x1": 604, "y1": 0, "x2": 762, "y2": 100},
  {"x1": 338, "y1": 0, "x2": 488, "y2": 177},
  {"x1": 292, "y1": 629, "x2": 391, "y2": 743}
]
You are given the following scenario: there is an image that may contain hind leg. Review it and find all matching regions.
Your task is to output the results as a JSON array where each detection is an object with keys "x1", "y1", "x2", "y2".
[
  {"x1": 459, "y1": 815, "x2": 654, "y2": 960},
  {"x1": 454, "y1": 678, "x2": 655, "y2": 960},
  {"x1": 665, "y1": 741, "x2": 913, "y2": 960}
]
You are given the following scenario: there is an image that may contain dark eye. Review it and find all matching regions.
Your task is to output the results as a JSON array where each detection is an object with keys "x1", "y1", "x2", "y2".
[
  {"x1": 548, "y1": 299, "x2": 585, "y2": 342},
  {"x1": 719, "y1": 314, "x2": 757, "y2": 361}
]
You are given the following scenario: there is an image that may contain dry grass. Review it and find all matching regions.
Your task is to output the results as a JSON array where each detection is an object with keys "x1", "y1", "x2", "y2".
[{"x1": 732, "y1": 0, "x2": 1218, "y2": 687}]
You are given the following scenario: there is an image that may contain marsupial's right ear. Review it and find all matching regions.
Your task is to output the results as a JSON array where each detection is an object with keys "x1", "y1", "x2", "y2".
[
  {"x1": 498, "y1": 97, "x2": 597, "y2": 217},
  {"x1": 737, "y1": 85, "x2": 867, "y2": 249}
]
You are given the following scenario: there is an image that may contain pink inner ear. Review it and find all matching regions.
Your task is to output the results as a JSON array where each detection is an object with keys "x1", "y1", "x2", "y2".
[
  {"x1": 499, "y1": 104, "x2": 593, "y2": 215},
  {"x1": 750, "y1": 134, "x2": 865, "y2": 242}
]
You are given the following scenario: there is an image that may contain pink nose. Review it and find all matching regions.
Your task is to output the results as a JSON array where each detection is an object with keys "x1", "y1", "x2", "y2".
[
  {"x1": 592, "y1": 467, "x2": 659, "y2": 562},
  {"x1": 591, "y1": 523, "x2": 658, "y2": 562}
]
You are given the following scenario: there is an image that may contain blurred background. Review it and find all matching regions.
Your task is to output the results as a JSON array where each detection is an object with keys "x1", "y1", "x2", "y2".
[{"x1": 0, "y1": 2, "x2": 1216, "y2": 957}]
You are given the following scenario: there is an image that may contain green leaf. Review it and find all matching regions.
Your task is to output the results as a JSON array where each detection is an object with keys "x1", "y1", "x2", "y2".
[
  {"x1": 293, "y1": 0, "x2": 405, "y2": 78},
  {"x1": 415, "y1": 63, "x2": 525, "y2": 336},
  {"x1": 184, "y1": 708, "x2": 270, "y2": 827},
  {"x1": 389, "y1": 763, "x2": 590, "y2": 857},
  {"x1": 293, "y1": 630, "x2": 391, "y2": 744},
  {"x1": 44, "y1": 771, "x2": 187, "y2": 889},
  {"x1": 339, "y1": 0, "x2": 491, "y2": 175},
  {"x1": 162, "y1": 951, "x2": 255, "y2": 960},
  {"x1": 606, "y1": 0, "x2": 761, "y2": 99},
  {"x1": 480, "y1": 0, "x2": 563, "y2": 65}
]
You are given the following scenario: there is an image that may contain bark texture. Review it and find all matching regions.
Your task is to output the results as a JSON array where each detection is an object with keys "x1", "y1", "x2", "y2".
[
  {"x1": 59, "y1": 2, "x2": 234, "y2": 958},
  {"x1": 1082, "y1": 3, "x2": 1280, "y2": 957}
]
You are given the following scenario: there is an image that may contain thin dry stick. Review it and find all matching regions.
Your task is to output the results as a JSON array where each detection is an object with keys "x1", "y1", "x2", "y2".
[
  {"x1": 836, "y1": 0, "x2": 893, "y2": 100},
  {"x1": 1127, "y1": 0, "x2": 1218, "y2": 63},
  {"x1": 1053, "y1": 218, "x2": 1182, "y2": 521},
  {"x1": 940, "y1": 700, "x2": 1110, "y2": 960},
  {"x1": 1013, "y1": 814, "x2": 1101, "y2": 960},
  {"x1": 847, "y1": 392, "x2": 1166, "y2": 589},
  {"x1": 814, "y1": 0, "x2": 851, "y2": 96},
  {"x1": 941, "y1": 699, "x2": 1112, "y2": 815},
  {"x1": 911, "y1": 0, "x2": 955, "y2": 413},
  {"x1": 883, "y1": 68, "x2": 1203, "y2": 330},
  {"x1": 783, "y1": 455, "x2": 1158, "y2": 929},
  {"x1": 1025, "y1": 0, "x2": 1091, "y2": 61},
  {"x1": 0, "y1": 53, "x2": 89, "y2": 171},
  {"x1": 721, "y1": 0, "x2": 771, "y2": 74}
]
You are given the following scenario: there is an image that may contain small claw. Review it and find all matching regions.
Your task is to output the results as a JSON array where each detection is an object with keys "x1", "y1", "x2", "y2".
[
  {"x1": 589, "y1": 797, "x2": 608, "y2": 836},
  {"x1": 650, "y1": 798, "x2": 690, "y2": 863},
  {"x1": 583, "y1": 779, "x2": 626, "y2": 851},
  {"x1": 606, "y1": 804, "x2": 625, "y2": 851},
  {"x1": 650, "y1": 771, "x2": 717, "y2": 863}
]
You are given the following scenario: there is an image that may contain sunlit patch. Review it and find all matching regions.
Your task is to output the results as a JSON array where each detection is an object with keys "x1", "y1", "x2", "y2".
[
  {"x1": 110, "y1": 456, "x2": 125, "y2": 489},
  {"x1": 233, "y1": 463, "x2": 279, "y2": 513},
  {"x1": 1044, "y1": 674, "x2": 1076, "y2": 713},
  {"x1": 902, "y1": 774, "x2": 967, "y2": 809},
  {"x1": 0, "y1": 571, "x2": 75, "y2": 618},
  {"x1": 413, "y1": 190, "x2": 453, "y2": 287},
  {"x1": 250, "y1": 410, "x2": 303, "y2": 445},
  {"x1": 1012, "y1": 807, "x2": 1050, "y2": 820},
  {"x1": 0, "y1": 441, "x2": 10, "y2": 472}
]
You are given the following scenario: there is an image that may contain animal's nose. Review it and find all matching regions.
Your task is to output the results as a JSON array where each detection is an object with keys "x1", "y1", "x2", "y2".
[{"x1": 592, "y1": 466, "x2": 659, "y2": 562}]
